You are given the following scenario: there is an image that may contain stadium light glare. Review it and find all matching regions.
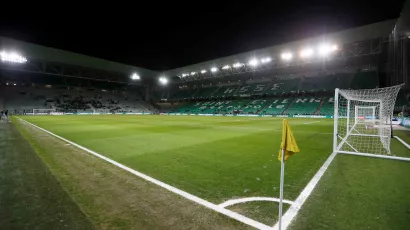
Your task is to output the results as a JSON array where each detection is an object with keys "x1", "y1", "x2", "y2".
[
  {"x1": 130, "y1": 73, "x2": 140, "y2": 80},
  {"x1": 233, "y1": 62, "x2": 243, "y2": 68},
  {"x1": 248, "y1": 58, "x2": 259, "y2": 67},
  {"x1": 260, "y1": 57, "x2": 271, "y2": 63},
  {"x1": 201, "y1": 69, "x2": 207, "y2": 74},
  {"x1": 281, "y1": 52, "x2": 293, "y2": 60},
  {"x1": 300, "y1": 48, "x2": 314, "y2": 58},
  {"x1": 318, "y1": 44, "x2": 337, "y2": 56},
  {"x1": 222, "y1": 65, "x2": 231, "y2": 70},
  {"x1": 0, "y1": 51, "x2": 27, "y2": 63},
  {"x1": 190, "y1": 72, "x2": 196, "y2": 76},
  {"x1": 211, "y1": 67, "x2": 218, "y2": 72},
  {"x1": 159, "y1": 76, "x2": 168, "y2": 85}
]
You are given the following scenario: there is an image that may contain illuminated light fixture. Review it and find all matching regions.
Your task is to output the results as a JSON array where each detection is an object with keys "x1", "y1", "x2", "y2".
[
  {"x1": 233, "y1": 62, "x2": 243, "y2": 68},
  {"x1": 248, "y1": 58, "x2": 259, "y2": 67},
  {"x1": 318, "y1": 44, "x2": 337, "y2": 56},
  {"x1": 211, "y1": 67, "x2": 218, "y2": 72},
  {"x1": 300, "y1": 48, "x2": 314, "y2": 58},
  {"x1": 182, "y1": 73, "x2": 189, "y2": 77},
  {"x1": 261, "y1": 57, "x2": 271, "y2": 63},
  {"x1": 201, "y1": 69, "x2": 207, "y2": 74},
  {"x1": 191, "y1": 72, "x2": 196, "y2": 76},
  {"x1": 6, "y1": 83, "x2": 8, "y2": 85},
  {"x1": 281, "y1": 52, "x2": 293, "y2": 60},
  {"x1": 222, "y1": 65, "x2": 231, "y2": 70},
  {"x1": 159, "y1": 76, "x2": 168, "y2": 85},
  {"x1": 130, "y1": 73, "x2": 140, "y2": 80},
  {"x1": 14, "y1": 83, "x2": 16, "y2": 86},
  {"x1": 0, "y1": 51, "x2": 27, "y2": 63}
]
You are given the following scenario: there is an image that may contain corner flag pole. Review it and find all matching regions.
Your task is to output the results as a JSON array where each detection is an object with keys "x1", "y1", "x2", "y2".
[{"x1": 278, "y1": 148, "x2": 285, "y2": 230}]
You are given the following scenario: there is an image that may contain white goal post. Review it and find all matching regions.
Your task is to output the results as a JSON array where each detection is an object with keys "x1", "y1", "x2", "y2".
[
  {"x1": 333, "y1": 84, "x2": 409, "y2": 161},
  {"x1": 32, "y1": 109, "x2": 57, "y2": 115}
]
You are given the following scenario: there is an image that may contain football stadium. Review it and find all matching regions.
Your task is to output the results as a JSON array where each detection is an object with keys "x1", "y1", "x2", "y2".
[{"x1": 1, "y1": 3, "x2": 410, "y2": 230}]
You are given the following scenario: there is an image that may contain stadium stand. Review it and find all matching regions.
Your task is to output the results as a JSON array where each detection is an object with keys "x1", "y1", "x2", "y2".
[
  {"x1": 317, "y1": 97, "x2": 334, "y2": 116},
  {"x1": 234, "y1": 83, "x2": 270, "y2": 97},
  {"x1": 193, "y1": 87, "x2": 219, "y2": 99},
  {"x1": 213, "y1": 85, "x2": 240, "y2": 98},
  {"x1": 285, "y1": 97, "x2": 322, "y2": 115},
  {"x1": 241, "y1": 99, "x2": 269, "y2": 114},
  {"x1": 1, "y1": 86, "x2": 153, "y2": 115},
  {"x1": 350, "y1": 71, "x2": 379, "y2": 89},
  {"x1": 265, "y1": 78, "x2": 301, "y2": 95},
  {"x1": 260, "y1": 98, "x2": 294, "y2": 115}
]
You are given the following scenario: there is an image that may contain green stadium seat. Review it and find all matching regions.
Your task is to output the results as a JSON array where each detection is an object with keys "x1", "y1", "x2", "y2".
[
  {"x1": 213, "y1": 86, "x2": 240, "y2": 97},
  {"x1": 240, "y1": 99, "x2": 269, "y2": 114},
  {"x1": 317, "y1": 97, "x2": 334, "y2": 116},
  {"x1": 234, "y1": 83, "x2": 269, "y2": 96},
  {"x1": 194, "y1": 87, "x2": 219, "y2": 98},
  {"x1": 265, "y1": 78, "x2": 301, "y2": 95},
  {"x1": 285, "y1": 97, "x2": 322, "y2": 115},
  {"x1": 350, "y1": 71, "x2": 379, "y2": 89},
  {"x1": 260, "y1": 98, "x2": 293, "y2": 115}
]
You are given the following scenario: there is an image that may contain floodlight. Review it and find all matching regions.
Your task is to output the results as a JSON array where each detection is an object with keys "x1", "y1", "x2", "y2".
[
  {"x1": 201, "y1": 69, "x2": 207, "y2": 74},
  {"x1": 13, "y1": 83, "x2": 16, "y2": 86},
  {"x1": 233, "y1": 62, "x2": 243, "y2": 68},
  {"x1": 222, "y1": 65, "x2": 231, "y2": 70},
  {"x1": 211, "y1": 67, "x2": 218, "y2": 72},
  {"x1": 191, "y1": 72, "x2": 196, "y2": 76},
  {"x1": 182, "y1": 73, "x2": 189, "y2": 77},
  {"x1": 159, "y1": 76, "x2": 168, "y2": 85},
  {"x1": 281, "y1": 52, "x2": 293, "y2": 60},
  {"x1": 130, "y1": 73, "x2": 140, "y2": 80},
  {"x1": 318, "y1": 44, "x2": 337, "y2": 56},
  {"x1": 261, "y1": 57, "x2": 271, "y2": 63},
  {"x1": 0, "y1": 51, "x2": 27, "y2": 63},
  {"x1": 300, "y1": 48, "x2": 313, "y2": 58},
  {"x1": 248, "y1": 58, "x2": 259, "y2": 67}
]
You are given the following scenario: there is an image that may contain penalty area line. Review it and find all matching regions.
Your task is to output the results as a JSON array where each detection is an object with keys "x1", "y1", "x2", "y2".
[
  {"x1": 272, "y1": 151, "x2": 338, "y2": 230},
  {"x1": 16, "y1": 118, "x2": 272, "y2": 230}
]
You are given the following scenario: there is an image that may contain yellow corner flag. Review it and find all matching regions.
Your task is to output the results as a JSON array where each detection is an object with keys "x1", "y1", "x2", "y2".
[{"x1": 278, "y1": 119, "x2": 300, "y2": 161}]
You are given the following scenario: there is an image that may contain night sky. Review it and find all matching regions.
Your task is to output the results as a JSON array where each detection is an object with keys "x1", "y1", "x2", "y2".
[{"x1": 0, "y1": 0, "x2": 405, "y2": 70}]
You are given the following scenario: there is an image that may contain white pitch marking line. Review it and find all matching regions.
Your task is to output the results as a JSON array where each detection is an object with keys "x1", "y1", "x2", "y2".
[
  {"x1": 219, "y1": 197, "x2": 294, "y2": 208},
  {"x1": 272, "y1": 151, "x2": 338, "y2": 230},
  {"x1": 303, "y1": 121, "x2": 320, "y2": 125},
  {"x1": 17, "y1": 118, "x2": 272, "y2": 230},
  {"x1": 394, "y1": 136, "x2": 410, "y2": 150}
]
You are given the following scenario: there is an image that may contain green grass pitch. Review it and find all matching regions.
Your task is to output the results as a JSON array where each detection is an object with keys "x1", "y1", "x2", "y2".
[{"x1": 16, "y1": 115, "x2": 410, "y2": 228}]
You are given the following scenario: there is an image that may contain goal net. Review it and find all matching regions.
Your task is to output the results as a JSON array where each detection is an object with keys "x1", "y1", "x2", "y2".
[
  {"x1": 334, "y1": 84, "x2": 403, "y2": 157},
  {"x1": 33, "y1": 109, "x2": 57, "y2": 115}
]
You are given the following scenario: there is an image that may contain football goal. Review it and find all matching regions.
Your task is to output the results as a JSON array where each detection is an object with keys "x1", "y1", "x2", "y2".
[{"x1": 333, "y1": 84, "x2": 408, "y2": 161}]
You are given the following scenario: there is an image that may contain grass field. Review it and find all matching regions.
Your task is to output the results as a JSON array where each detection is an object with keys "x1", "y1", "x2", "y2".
[{"x1": 11, "y1": 115, "x2": 410, "y2": 229}]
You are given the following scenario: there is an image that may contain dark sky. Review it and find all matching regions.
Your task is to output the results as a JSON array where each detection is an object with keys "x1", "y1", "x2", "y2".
[{"x1": 0, "y1": 0, "x2": 405, "y2": 70}]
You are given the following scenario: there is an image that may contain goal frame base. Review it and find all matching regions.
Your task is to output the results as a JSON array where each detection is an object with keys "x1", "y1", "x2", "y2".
[{"x1": 337, "y1": 151, "x2": 410, "y2": 162}]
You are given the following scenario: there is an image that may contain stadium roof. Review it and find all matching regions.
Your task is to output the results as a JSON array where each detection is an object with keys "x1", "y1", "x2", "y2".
[
  {"x1": 0, "y1": 19, "x2": 397, "y2": 82},
  {"x1": 0, "y1": 36, "x2": 158, "y2": 78},
  {"x1": 164, "y1": 19, "x2": 397, "y2": 78}
]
